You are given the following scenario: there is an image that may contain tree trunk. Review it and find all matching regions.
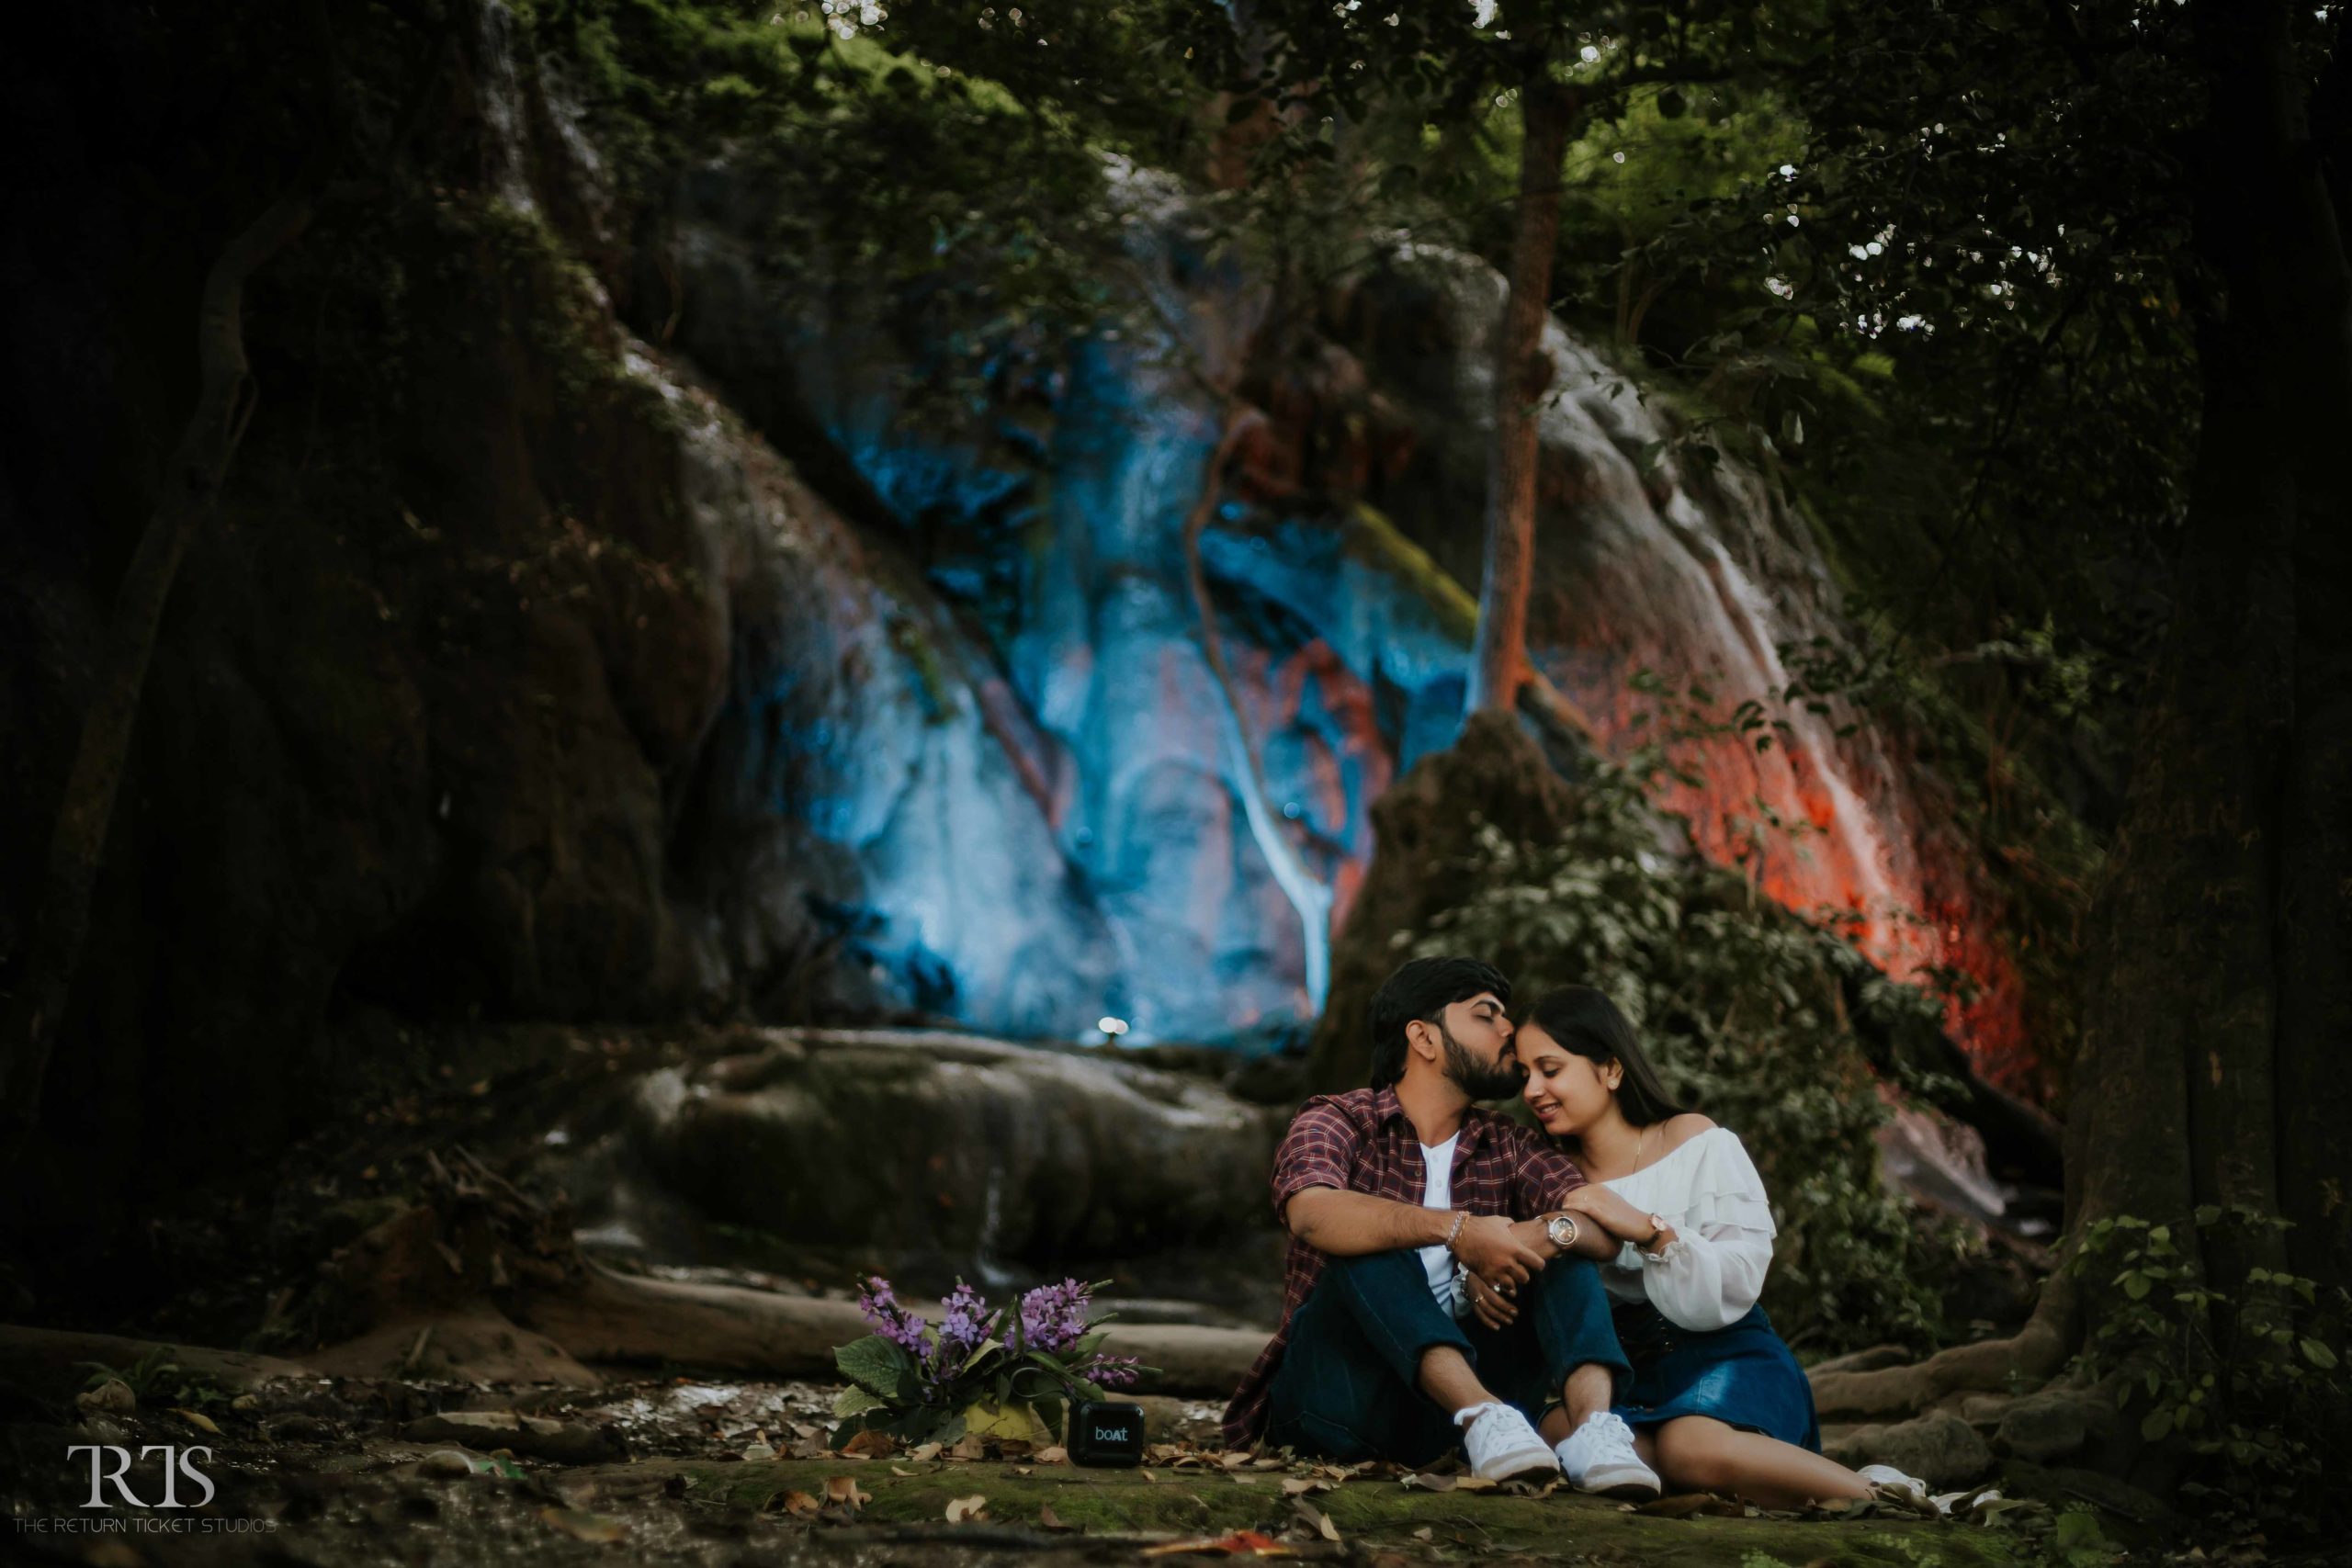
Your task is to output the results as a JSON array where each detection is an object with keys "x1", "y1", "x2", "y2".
[
  {"x1": 1465, "y1": 67, "x2": 1573, "y2": 716},
  {"x1": 1818, "y1": 0, "x2": 2352, "y2": 1445},
  {"x1": 2067, "y1": 0, "x2": 2352, "y2": 1300},
  {"x1": 0, "y1": 190, "x2": 318, "y2": 1140}
]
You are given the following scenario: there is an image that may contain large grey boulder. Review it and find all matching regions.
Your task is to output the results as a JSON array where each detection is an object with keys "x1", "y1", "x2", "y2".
[{"x1": 625, "y1": 1030, "x2": 1285, "y2": 1266}]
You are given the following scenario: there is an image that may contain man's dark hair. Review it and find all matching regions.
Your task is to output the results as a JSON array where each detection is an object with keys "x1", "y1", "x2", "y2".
[{"x1": 1366, "y1": 956, "x2": 1511, "y2": 1089}]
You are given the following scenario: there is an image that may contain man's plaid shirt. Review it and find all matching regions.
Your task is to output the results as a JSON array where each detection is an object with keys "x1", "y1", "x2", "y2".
[{"x1": 1221, "y1": 1085, "x2": 1589, "y2": 1448}]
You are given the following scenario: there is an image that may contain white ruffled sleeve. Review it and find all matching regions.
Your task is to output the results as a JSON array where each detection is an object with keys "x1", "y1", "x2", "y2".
[{"x1": 1622, "y1": 1130, "x2": 1778, "y2": 1331}]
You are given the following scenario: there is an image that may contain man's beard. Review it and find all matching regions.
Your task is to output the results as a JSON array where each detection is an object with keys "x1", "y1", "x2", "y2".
[{"x1": 1441, "y1": 1023, "x2": 1524, "y2": 1100}]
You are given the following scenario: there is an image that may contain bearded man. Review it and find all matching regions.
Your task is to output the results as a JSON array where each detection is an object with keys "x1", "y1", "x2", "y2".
[{"x1": 1221, "y1": 956, "x2": 1660, "y2": 1493}]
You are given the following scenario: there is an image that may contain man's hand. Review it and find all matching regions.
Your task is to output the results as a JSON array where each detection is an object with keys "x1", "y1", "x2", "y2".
[
  {"x1": 1452, "y1": 1213, "x2": 1548, "y2": 1288},
  {"x1": 1464, "y1": 1269, "x2": 1519, "y2": 1330}
]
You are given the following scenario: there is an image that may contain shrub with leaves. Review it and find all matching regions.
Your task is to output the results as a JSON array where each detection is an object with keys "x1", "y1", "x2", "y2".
[
  {"x1": 2071, "y1": 1209, "x2": 2348, "y2": 1535},
  {"x1": 830, "y1": 1276, "x2": 1148, "y2": 1448},
  {"x1": 1402, "y1": 748, "x2": 1959, "y2": 1352}
]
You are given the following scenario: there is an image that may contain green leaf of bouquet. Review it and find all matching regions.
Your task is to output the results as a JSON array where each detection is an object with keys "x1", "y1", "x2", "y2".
[
  {"x1": 832, "y1": 1383, "x2": 889, "y2": 1418},
  {"x1": 835, "y1": 1334, "x2": 910, "y2": 1396}
]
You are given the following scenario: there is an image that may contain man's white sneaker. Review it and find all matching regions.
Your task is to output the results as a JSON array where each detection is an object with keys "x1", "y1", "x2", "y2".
[
  {"x1": 1555, "y1": 1411, "x2": 1662, "y2": 1498},
  {"x1": 1454, "y1": 1402, "x2": 1563, "y2": 1483}
]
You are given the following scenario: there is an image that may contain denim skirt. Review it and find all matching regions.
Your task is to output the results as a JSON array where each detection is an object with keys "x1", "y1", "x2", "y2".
[{"x1": 1608, "y1": 1300, "x2": 1821, "y2": 1452}]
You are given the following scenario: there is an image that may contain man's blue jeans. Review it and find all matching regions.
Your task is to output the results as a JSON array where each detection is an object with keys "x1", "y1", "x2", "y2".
[{"x1": 1264, "y1": 1248, "x2": 1632, "y2": 1467}]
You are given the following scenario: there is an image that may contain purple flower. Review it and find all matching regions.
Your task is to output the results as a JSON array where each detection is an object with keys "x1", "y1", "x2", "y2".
[
  {"x1": 1080, "y1": 1353, "x2": 1143, "y2": 1389},
  {"x1": 859, "y1": 1275, "x2": 929, "y2": 1354},
  {"x1": 1014, "y1": 1278, "x2": 1093, "y2": 1355},
  {"x1": 934, "y1": 1280, "x2": 997, "y2": 1360}
]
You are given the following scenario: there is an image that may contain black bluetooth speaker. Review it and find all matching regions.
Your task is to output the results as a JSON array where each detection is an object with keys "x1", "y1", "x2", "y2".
[{"x1": 1069, "y1": 1399, "x2": 1147, "y2": 1466}]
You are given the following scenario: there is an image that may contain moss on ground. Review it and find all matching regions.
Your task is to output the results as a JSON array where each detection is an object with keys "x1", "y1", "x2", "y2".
[{"x1": 649, "y1": 1457, "x2": 2032, "y2": 1566}]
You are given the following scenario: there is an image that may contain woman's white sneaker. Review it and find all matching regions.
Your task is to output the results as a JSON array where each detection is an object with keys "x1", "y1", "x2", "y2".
[
  {"x1": 1555, "y1": 1411, "x2": 1662, "y2": 1498},
  {"x1": 1856, "y1": 1463, "x2": 1933, "y2": 1507},
  {"x1": 1455, "y1": 1402, "x2": 1564, "y2": 1483}
]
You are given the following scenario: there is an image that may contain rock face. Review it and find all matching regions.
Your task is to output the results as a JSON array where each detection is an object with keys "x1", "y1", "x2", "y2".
[
  {"x1": 1304, "y1": 714, "x2": 1580, "y2": 1090},
  {"x1": 0, "y1": 10, "x2": 2024, "y2": 1239},
  {"x1": 647, "y1": 156, "x2": 2028, "y2": 1074}
]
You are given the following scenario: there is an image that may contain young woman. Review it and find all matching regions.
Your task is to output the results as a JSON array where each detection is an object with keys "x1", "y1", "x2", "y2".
[{"x1": 1475, "y1": 985, "x2": 1913, "y2": 1509}]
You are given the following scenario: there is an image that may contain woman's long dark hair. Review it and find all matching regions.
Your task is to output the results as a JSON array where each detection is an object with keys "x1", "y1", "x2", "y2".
[{"x1": 1523, "y1": 986, "x2": 1687, "y2": 1127}]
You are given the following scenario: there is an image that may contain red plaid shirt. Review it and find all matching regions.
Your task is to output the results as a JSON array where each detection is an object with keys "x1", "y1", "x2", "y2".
[{"x1": 1221, "y1": 1086, "x2": 1588, "y2": 1448}]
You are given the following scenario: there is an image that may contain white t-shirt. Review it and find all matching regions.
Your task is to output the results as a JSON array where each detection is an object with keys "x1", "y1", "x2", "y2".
[{"x1": 1417, "y1": 1134, "x2": 1467, "y2": 1318}]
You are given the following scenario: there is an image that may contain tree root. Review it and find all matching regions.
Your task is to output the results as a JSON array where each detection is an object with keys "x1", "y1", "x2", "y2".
[{"x1": 1810, "y1": 1272, "x2": 2076, "y2": 1421}]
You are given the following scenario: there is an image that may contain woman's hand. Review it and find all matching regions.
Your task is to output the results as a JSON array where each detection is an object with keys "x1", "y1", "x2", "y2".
[
  {"x1": 1559, "y1": 1183, "x2": 1663, "y2": 1243},
  {"x1": 1464, "y1": 1269, "x2": 1519, "y2": 1330}
]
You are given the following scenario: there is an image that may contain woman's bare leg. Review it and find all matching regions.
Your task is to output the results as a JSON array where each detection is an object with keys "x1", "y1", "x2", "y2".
[{"x1": 1650, "y1": 1416, "x2": 1871, "y2": 1507}]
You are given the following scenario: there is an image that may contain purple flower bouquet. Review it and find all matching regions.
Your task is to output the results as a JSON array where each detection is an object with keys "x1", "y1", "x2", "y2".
[{"x1": 831, "y1": 1276, "x2": 1150, "y2": 1447}]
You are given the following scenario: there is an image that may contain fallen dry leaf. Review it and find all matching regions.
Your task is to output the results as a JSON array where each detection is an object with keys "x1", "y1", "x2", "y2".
[
  {"x1": 781, "y1": 1491, "x2": 820, "y2": 1518},
  {"x1": 1035, "y1": 1445, "x2": 1069, "y2": 1464},
  {"x1": 840, "y1": 1428, "x2": 896, "y2": 1459},
  {"x1": 1037, "y1": 1504, "x2": 1076, "y2": 1532},
  {"x1": 1220, "y1": 1450, "x2": 1252, "y2": 1470},
  {"x1": 946, "y1": 1432, "x2": 988, "y2": 1461},
  {"x1": 1401, "y1": 1472, "x2": 1455, "y2": 1492},
  {"x1": 1140, "y1": 1531, "x2": 1294, "y2": 1558},
  {"x1": 889, "y1": 1465, "x2": 918, "y2": 1476},
  {"x1": 908, "y1": 1441, "x2": 944, "y2": 1463},
  {"x1": 1293, "y1": 1499, "x2": 1340, "y2": 1543},
  {"x1": 538, "y1": 1507, "x2": 627, "y2": 1543},
  {"x1": 1281, "y1": 1477, "x2": 1333, "y2": 1497},
  {"x1": 944, "y1": 1494, "x2": 988, "y2": 1523},
  {"x1": 1453, "y1": 1475, "x2": 1498, "y2": 1492},
  {"x1": 171, "y1": 1408, "x2": 222, "y2": 1436},
  {"x1": 1412, "y1": 1526, "x2": 1434, "y2": 1541},
  {"x1": 822, "y1": 1475, "x2": 871, "y2": 1507}
]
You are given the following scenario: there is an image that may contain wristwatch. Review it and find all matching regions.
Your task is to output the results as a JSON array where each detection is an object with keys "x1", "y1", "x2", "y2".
[
  {"x1": 1638, "y1": 1214, "x2": 1675, "y2": 1261},
  {"x1": 1544, "y1": 1213, "x2": 1579, "y2": 1254}
]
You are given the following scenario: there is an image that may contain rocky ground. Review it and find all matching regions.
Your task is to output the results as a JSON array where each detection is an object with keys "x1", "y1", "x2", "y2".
[
  {"x1": 0, "y1": 1341, "x2": 2109, "y2": 1568},
  {"x1": 0, "y1": 1022, "x2": 2209, "y2": 1566}
]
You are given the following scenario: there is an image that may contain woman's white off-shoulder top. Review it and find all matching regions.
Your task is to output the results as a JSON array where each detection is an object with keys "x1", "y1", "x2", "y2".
[{"x1": 1595, "y1": 1126, "x2": 1777, "y2": 1331}]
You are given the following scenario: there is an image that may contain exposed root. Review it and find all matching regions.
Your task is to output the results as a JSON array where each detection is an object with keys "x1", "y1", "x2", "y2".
[{"x1": 1810, "y1": 1271, "x2": 2076, "y2": 1421}]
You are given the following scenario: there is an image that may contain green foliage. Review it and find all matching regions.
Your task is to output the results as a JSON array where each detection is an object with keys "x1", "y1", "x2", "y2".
[
  {"x1": 519, "y1": 1, "x2": 1201, "y2": 411},
  {"x1": 1400, "y1": 744, "x2": 1956, "y2": 1352},
  {"x1": 833, "y1": 1333, "x2": 910, "y2": 1400},
  {"x1": 2070, "y1": 1210, "x2": 2350, "y2": 1534},
  {"x1": 75, "y1": 1347, "x2": 230, "y2": 1409}
]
